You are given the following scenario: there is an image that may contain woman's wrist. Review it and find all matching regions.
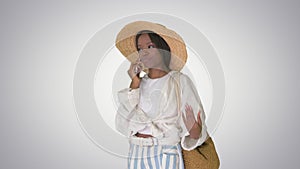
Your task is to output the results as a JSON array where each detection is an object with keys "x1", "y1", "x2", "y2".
[
  {"x1": 189, "y1": 123, "x2": 202, "y2": 139},
  {"x1": 130, "y1": 76, "x2": 141, "y2": 89}
]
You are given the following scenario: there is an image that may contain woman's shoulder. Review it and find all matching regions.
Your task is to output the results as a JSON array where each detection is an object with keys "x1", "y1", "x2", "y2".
[
  {"x1": 168, "y1": 71, "x2": 192, "y2": 84},
  {"x1": 168, "y1": 70, "x2": 184, "y2": 77}
]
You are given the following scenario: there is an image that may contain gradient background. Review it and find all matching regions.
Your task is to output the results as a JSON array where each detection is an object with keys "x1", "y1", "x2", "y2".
[{"x1": 1, "y1": 0, "x2": 299, "y2": 168}]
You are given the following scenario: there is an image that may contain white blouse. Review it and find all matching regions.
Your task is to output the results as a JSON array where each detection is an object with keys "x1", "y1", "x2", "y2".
[{"x1": 115, "y1": 70, "x2": 208, "y2": 151}]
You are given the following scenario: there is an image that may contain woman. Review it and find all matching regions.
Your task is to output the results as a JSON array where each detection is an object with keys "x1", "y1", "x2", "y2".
[{"x1": 115, "y1": 21, "x2": 209, "y2": 169}]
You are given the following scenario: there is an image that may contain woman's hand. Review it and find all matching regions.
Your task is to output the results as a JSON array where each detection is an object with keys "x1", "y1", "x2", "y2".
[
  {"x1": 127, "y1": 61, "x2": 143, "y2": 79},
  {"x1": 182, "y1": 104, "x2": 202, "y2": 139},
  {"x1": 128, "y1": 61, "x2": 142, "y2": 89}
]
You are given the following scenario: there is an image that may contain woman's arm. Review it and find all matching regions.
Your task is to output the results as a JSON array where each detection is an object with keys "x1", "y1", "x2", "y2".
[
  {"x1": 179, "y1": 74, "x2": 208, "y2": 151},
  {"x1": 115, "y1": 62, "x2": 147, "y2": 137}
]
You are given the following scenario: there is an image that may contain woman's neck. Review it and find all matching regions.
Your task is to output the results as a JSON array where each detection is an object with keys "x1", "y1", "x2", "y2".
[{"x1": 148, "y1": 68, "x2": 170, "y2": 79}]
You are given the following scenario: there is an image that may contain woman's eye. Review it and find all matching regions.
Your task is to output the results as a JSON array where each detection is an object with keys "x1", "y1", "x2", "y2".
[{"x1": 148, "y1": 45, "x2": 155, "y2": 49}]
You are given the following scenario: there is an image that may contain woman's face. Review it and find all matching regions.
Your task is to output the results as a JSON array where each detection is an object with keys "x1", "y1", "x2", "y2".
[{"x1": 137, "y1": 33, "x2": 164, "y2": 69}]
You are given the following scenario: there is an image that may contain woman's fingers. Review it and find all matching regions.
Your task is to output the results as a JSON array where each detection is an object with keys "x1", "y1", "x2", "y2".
[
  {"x1": 183, "y1": 104, "x2": 197, "y2": 131},
  {"x1": 185, "y1": 104, "x2": 195, "y2": 120},
  {"x1": 197, "y1": 111, "x2": 202, "y2": 125},
  {"x1": 128, "y1": 62, "x2": 142, "y2": 79},
  {"x1": 185, "y1": 104, "x2": 193, "y2": 114},
  {"x1": 184, "y1": 104, "x2": 203, "y2": 125}
]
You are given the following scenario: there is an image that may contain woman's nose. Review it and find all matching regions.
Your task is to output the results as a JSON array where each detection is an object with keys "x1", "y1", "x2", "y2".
[{"x1": 138, "y1": 48, "x2": 149, "y2": 56}]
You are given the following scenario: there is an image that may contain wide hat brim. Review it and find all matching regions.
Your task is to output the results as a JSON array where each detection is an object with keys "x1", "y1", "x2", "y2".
[{"x1": 115, "y1": 21, "x2": 187, "y2": 71}]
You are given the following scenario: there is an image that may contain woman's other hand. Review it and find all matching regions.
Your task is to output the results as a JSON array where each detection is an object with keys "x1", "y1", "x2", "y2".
[{"x1": 182, "y1": 104, "x2": 202, "y2": 139}]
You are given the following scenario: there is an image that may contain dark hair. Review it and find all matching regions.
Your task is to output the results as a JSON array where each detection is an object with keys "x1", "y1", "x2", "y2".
[{"x1": 135, "y1": 30, "x2": 171, "y2": 68}]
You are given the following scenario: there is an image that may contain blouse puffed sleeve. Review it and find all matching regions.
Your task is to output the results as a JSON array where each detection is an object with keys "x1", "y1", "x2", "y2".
[
  {"x1": 179, "y1": 74, "x2": 208, "y2": 151},
  {"x1": 115, "y1": 88, "x2": 151, "y2": 137}
]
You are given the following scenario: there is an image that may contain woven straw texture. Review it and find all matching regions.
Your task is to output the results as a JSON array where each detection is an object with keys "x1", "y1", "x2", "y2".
[
  {"x1": 182, "y1": 137, "x2": 220, "y2": 169},
  {"x1": 115, "y1": 21, "x2": 187, "y2": 71}
]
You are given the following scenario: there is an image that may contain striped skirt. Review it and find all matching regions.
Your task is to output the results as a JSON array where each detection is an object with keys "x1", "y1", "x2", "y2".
[{"x1": 127, "y1": 143, "x2": 183, "y2": 169}]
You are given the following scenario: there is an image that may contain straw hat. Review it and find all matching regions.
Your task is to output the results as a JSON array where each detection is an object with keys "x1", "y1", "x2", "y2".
[{"x1": 115, "y1": 21, "x2": 187, "y2": 71}]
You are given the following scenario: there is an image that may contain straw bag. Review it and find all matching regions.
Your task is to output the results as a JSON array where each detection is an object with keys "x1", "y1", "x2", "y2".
[
  {"x1": 182, "y1": 137, "x2": 220, "y2": 169},
  {"x1": 174, "y1": 72, "x2": 220, "y2": 169}
]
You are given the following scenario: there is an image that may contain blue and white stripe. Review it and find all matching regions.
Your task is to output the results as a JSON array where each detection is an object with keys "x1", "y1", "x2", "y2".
[{"x1": 128, "y1": 143, "x2": 183, "y2": 169}]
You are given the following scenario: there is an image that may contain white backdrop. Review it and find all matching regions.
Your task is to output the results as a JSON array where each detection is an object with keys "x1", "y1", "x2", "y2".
[{"x1": 0, "y1": 0, "x2": 299, "y2": 168}]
